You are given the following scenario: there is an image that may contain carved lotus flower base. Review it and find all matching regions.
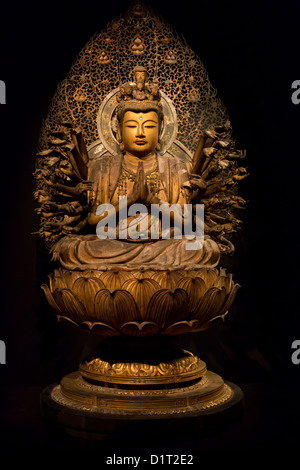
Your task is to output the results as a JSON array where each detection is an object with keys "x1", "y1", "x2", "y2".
[
  {"x1": 42, "y1": 267, "x2": 239, "y2": 337},
  {"x1": 41, "y1": 268, "x2": 243, "y2": 436}
]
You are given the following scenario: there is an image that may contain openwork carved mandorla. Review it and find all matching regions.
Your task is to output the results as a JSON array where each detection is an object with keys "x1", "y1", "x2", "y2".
[
  {"x1": 38, "y1": 2, "x2": 228, "y2": 153},
  {"x1": 35, "y1": 2, "x2": 247, "y2": 340},
  {"x1": 34, "y1": 2, "x2": 248, "y2": 254}
]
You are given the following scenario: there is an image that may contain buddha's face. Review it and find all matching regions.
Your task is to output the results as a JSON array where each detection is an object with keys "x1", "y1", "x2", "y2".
[
  {"x1": 121, "y1": 110, "x2": 159, "y2": 158},
  {"x1": 134, "y1": 71, "x2": 147, "y2": 90}
]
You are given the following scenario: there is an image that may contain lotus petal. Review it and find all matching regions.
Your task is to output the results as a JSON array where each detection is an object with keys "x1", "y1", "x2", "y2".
[
  {"x1": 99, "y1": 270, "x2": 135, "y2": 289},
  {"x1": 49, "y1": 270, "x2": 83, "y2": 290},
  {"x1": 82, "y1": 321, "x2": 120, "y2": 337},
  {"x1": 176, "y1": 276, "x2": 207, "y2": 311},
  {"x1": 193, "y1": 311, "x2": 229, "y2": 332},
  {"x1": 60, "y1": 270, "x2": 83, "y2": 289},
  {"x1": 47, "y1": 273, "x2": 55, "y2": 292},
  {"x1": 52, "y1": 268, "x2": 66, "y2": 280},
  {"x1": 42, "y1": 264, "x2": 239, "y2": 338},
  {"x1": 121, "y1": 278, "x2": 160, "y2": 319},
  {"x1": 151, "y1": 270, "x2": 183, "y2": 288},
  {"x1": 192, "y1": 286, "x2": 227, "y2": 325},
  {"x1": 82, "y1": 269, "x2": 104, "y2": 279},
  {"x1": 218, "y1": 283, "x2": 240, "y2": 316},
  {"x1": 213, "y1": 274, "x2": 232, "y2": 294},
  {"x1": 120, "y1": 321, "x2": 160, "y2": 337},
  {"x1": 133, "y1": 270, "x2": 155, "y2": 279},
  {"x1": 162, "y1": 319, "x2": 200, "y2": 336},
  {"x1": 48, "y1": 274, "x2": 66, "y2": 291},
  {"x1": 146, "y1": 288, "x2": 189, "y2": 328},
  {"x1": 72, "y1": 276, "x2": 106, "y2": 317},
  {"x1": 41, "y1": 284, "x2": 62, "y2": 314},
  {"x1": 57, "y1": 315, "x2": 80, "y2": 327},
  {"x1": 190, "y1": 268, "x2": 218, "y2": 288},
  {"x1": 94, "y1": 288, "x2": 139, "y2": 329},
  {"x1": 53, "y1": 288, "x2": 86, "y2": 324}
]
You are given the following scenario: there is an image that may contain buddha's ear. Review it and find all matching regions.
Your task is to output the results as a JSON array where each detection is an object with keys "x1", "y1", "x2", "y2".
[
  {"x1": 116, "y1": 127, "x2": 125, "y2": 152},
  {"x1": 159, "y1": 117, "x2": 165, "y2": 139},
  {"x1": 116, "y1": 126, "x2": 122, "y2": 143},
  {"x1": 156, "y1": 118, "x2": 164, "y2": 152}
]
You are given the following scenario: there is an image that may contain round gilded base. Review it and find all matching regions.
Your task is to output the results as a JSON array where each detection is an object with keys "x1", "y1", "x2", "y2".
[
  {"x1": 79, "y1": 350, "x2": 207, "y2": 386},
  {"x1": 41, "y1": 371, "x2": 243, "y2": 440}
]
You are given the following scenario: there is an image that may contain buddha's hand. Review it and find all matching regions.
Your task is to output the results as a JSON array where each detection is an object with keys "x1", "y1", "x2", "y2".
[
  {"x1": 129, "y1": 161, "x2": 154, "y2": 205},
  {"x1": 189, "y1": 174, "x2": 207, "y2": 192},
  {"x1": 39, "y1": 169, "x2": 56, "y2": 186},
  {"x1": 41, "y1": 203, "x2": 53, "y2": 213},
  {"x1": 75, "y1": 181, "x2": 93, "y2": 194},
  {"x1": 62, "y1": 226, "x2": 77, "y2": 235}
]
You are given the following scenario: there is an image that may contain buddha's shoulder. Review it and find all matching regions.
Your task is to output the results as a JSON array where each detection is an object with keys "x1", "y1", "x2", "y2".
[
  {"x1": 158, "y1": 152, "x2": 191, "y2": 171},
  {"x1": 89, "y1": 151, "x2": 122, "y2": 167}
]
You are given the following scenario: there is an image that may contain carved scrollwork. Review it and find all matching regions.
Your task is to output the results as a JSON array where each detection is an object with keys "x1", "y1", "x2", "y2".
[{"x1": 80, "y1": 351, "x2": 206, "y2": 385}]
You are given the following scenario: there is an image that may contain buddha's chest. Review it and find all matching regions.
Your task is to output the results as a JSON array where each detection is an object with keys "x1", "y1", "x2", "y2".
[{"x1": 111, "y1": 166, "x2": 166, "y2": 204}]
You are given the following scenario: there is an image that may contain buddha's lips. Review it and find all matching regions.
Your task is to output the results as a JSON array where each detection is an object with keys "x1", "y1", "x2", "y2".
[{"x1": 134, "y1": 140, "x2": 147, "y2": 145}]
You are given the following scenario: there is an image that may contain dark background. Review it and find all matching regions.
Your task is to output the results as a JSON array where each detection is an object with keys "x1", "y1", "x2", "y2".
[{"x1": 0, "y1": 0, "x2": 299, "y2": 454}]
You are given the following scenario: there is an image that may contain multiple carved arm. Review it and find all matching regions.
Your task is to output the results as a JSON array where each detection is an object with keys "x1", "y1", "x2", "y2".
[
  {"x1": 34, "y1": 123, "x2": 92, "y2": 246},
  {"x1": 188, "y1": 121, "x2": 248, "y2": 254},
  {"x1": 35, "y1": 120, "x2": 247, "y2": 255}
]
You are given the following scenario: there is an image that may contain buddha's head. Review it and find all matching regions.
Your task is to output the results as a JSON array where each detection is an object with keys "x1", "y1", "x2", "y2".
[
  {"x1": 133, "y1": 65, "x2": 148, "y2": 91},
  {"x1": 116, "y1": 102, "x2": 164, "y2": 158},
  {"x1": 116, "y1": 67, "x2": 164, "y2": 158}
]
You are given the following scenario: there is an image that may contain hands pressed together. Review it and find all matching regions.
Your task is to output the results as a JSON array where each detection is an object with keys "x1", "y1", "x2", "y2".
[{"x1": 128, "y1": 161, "x2": 156, "y2": 205}]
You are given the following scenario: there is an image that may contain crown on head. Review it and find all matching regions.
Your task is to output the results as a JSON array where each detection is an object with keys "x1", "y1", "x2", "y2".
[{"x1": 116, "y1": 66, "x2": 162, "y2": 105}]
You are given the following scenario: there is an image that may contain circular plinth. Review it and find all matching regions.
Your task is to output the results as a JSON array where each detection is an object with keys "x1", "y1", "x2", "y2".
[{"x1": 41, "y1": 370, "x2": 243, "y2": 440}]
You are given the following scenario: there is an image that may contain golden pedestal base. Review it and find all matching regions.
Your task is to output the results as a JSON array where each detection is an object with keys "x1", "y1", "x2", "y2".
[
  {"x1": 41, "y1": 351, "x2": 243, "y2": 439},
  {"x1": 51, "y1": 369, "x2": 232, "y2": 416},
  {"x1": 80, "y1": 350, "x2": 207, "y2": 387}
]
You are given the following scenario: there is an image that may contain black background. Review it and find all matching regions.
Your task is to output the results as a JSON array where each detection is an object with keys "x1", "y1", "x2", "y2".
[{"x1": 0, "y1": 0, "x2": 300, "y2": 455}]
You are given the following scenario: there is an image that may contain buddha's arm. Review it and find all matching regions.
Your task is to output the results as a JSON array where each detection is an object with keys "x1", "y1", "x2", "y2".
[
  {"x1": 88, "y1": 207, "x2": 111, "y2": 226},
  {"x1": 87, "y1": 194, "x2": 137, "y2": 226},
  {"x1": 62, "y1": 217, "x2": 89, "y2": 234},
  {"x1": 40, "y1": 200, "x2": 86, "y2": 216},
  {"x1": 41, "y1": 170, "x2": 93, "y2": 199},
  {"x1": 147, "y1": 194, "x2": 187, "y2": 226},
  {"x1": 53, "y1": 180, "x2": 93, "y2": 198},
  {"x1": 42, "y1": 215, "x2": 81, "y2": 233}
]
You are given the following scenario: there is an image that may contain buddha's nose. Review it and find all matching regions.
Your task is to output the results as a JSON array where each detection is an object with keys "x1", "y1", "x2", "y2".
[{"x1": 136, "y1": 124, "x2": 145, "y2": 137}]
